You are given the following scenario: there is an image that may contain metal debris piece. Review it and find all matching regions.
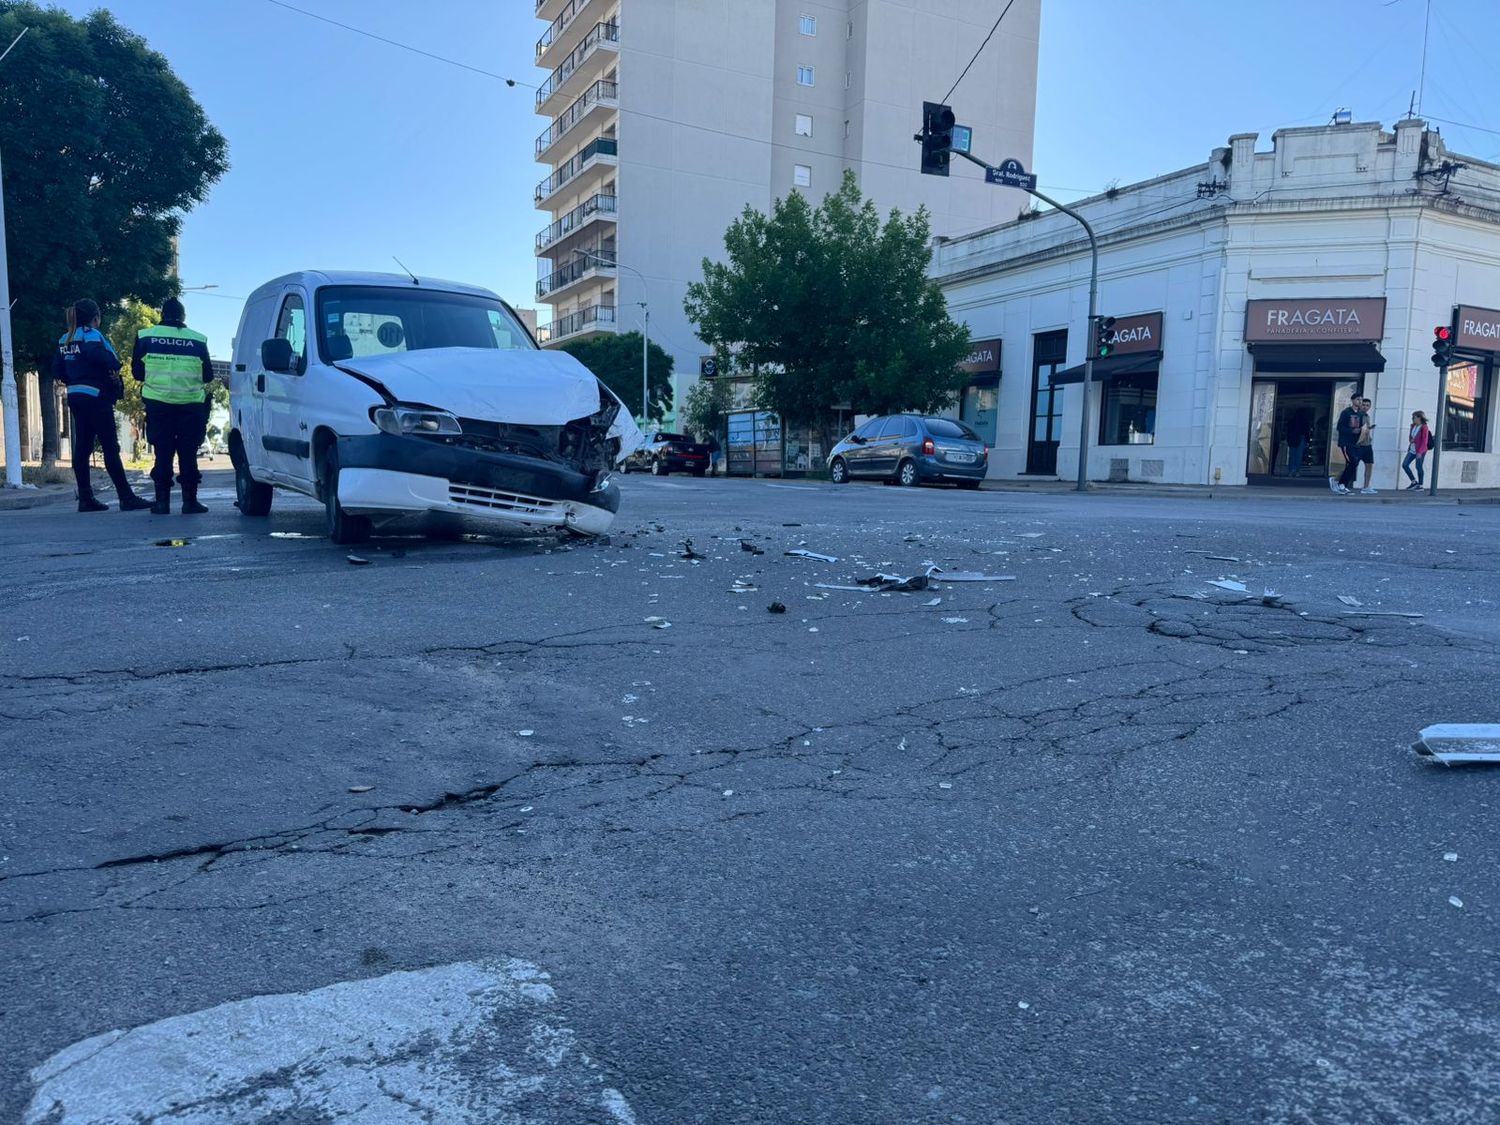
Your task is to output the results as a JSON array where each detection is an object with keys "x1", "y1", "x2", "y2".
[
  {"x1": 814, "y1": 583, "x2": 872, "y2": 592},
  {"x1": 1450, "y1": 896, "x2": 1464, "y2": 908},
  {"x1": 785, "y1": 549, "x2": 838, "y2": 562},
  {"x1": 346, "y1": 554, "x2": 370, "y2": 566},
  {"x1": 935, "y1": 570, "x2": 1015, "y2": 583},
  {"x1": 740, "y1": 540, "x2": 765, "y2": 555},
  {"x1": 855, "y1": 571, "x2": 932, "y2": 593},
  {"x1": 347, "y1": 785, "x2": 374, "y2": 793},
  {"x1": 767, "y1": 601, "x2": 787, "y2": 614},
  {"x1": 1444, "y1": 852, "x2": 1459, "y2": 862},
  {"x1": 643, "y1": 616, "x2": 672, "y2": 630},
  {"x1": 1337, "y1": 595, "x2": 1363, "y2": 607},
  {"x1": 680, "y1": 539, "x2": 706, "y2": 560},
  {"x1": 1342, "y1": 610, "x2": 1424, "y2": 618},
  {"x1": 924, "y1": 598, "x2": 942, "y2": 607},
  {"x1": 1413, "y1": 724, "x2": 1500, "y2": 764},
  {"x1": 1207, "y1": 579, "x2": 1248, "y2": 592}
]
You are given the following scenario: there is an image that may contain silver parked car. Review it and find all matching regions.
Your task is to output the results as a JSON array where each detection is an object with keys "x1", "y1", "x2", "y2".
[{"x1": 827, "y1": 415, "x2": 988, "y2": 488}]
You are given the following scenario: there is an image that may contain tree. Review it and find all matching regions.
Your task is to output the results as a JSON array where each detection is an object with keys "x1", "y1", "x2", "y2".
[
  {"x1": 0, "y1": 2, "x2": 228, "y2": 463},
  {"x1": 684, "y1": 170, "x2": 971, "y2": 453},
  {"x1": 681, "y1": 374, "x2": 734, "y2": 443},
  {"x1": 106, "y1": 299, "x2": 159, "y2": 441},
  {"x1": 560, "y1": 331, "x2": 673, "y2": 422}
]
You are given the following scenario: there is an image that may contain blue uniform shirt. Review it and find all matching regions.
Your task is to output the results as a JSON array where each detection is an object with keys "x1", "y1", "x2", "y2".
[{"x1": 54, "y1": 328, "x2": 122, "y2": 402}]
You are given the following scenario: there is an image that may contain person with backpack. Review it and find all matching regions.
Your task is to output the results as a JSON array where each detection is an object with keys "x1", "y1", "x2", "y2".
[
  {"x1": 52, "y1": 299, "x2": 151, "y2": 513},
  {"x1": 1330, "y1": 395, "x2": 1368, "y2": 495},
  {"x1": 1402, "y1": 410, "x2": 1432, "y2": 490}
]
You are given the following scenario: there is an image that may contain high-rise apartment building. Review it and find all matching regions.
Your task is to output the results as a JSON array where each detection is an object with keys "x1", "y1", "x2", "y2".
[{"x1": 532, "y1": 0, "x2": 1040, "y2": 413}]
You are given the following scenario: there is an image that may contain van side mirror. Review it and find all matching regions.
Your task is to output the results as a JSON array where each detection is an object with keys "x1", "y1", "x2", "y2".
[{"x1": 261, "y1": 337, "x2": 297, "y2": 374}]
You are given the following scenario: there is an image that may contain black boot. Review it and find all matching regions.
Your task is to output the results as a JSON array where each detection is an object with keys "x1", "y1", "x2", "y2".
[
  {"x1": 151, "y1": 483, "x2": 172, "y2": 515},
  {"x1": 119, "y1": 490, "x2": 152, "y2": 511},
  {"x1": 78, "y1": 493, "x2": 108, "y2": 513},
  {"x1": 181, "y1": 483, "x2": 208, "y2": 515}
]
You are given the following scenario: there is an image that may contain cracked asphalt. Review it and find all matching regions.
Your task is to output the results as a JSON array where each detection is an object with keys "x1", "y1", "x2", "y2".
[{"x1": 3, "y1": 470, "x2": 1500, "y2": 1123}]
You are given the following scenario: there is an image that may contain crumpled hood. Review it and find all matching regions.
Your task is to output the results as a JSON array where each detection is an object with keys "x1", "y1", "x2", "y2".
[{"x1": 339, "y1": 347, "x2": 643, "y2": 459}]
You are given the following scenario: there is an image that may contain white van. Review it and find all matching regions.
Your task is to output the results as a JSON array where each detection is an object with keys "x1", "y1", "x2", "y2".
[{"x1": 227, "y1": 271, "x2": 643, "y2": 542}]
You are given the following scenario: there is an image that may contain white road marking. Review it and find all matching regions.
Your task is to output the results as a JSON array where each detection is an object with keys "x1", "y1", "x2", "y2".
[
  {"x1": 764, "y1": 483, "x2": 818, "y2": 491},
  {"x1": 27, "y1": 958, "x2": 638, "y2": 1124}
]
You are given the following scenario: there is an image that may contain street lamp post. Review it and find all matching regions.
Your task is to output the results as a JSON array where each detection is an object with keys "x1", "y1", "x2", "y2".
[
  {"x1": 574, "y1": 249, "x2": 649, "y2": 424},
  {"x1": 0, "y1": 27, "x2": 30, "y2": 489}
]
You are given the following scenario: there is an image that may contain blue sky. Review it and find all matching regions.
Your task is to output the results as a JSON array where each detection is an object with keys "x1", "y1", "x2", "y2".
[{"x1": 48, "y1": 0, "x2": 1500, "y2": 358}]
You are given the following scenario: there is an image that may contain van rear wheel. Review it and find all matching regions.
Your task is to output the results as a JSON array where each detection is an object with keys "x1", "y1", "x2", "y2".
[
  {"x1": 232, "y1": 438, "x2": 273, "y2": 516},
  {"x1": 323, "y1": 449, "x2": 371, "y2": 545}
]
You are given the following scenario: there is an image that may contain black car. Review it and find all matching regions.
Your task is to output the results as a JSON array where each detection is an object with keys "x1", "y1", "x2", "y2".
[
  {"x1": 623, "y1": 431, "x2": 711, "y2": 476},
  {"x1": 827, "y1": 415, "x2": 988, "y2": 488}
]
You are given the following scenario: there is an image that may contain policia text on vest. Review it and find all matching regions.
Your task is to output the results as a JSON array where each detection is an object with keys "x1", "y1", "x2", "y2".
[{"x1": 132, "y1": 299, "x2": 214, "y2": 515}]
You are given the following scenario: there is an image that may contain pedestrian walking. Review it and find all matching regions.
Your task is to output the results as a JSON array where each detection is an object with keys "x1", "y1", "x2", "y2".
[
  {"x1": 132, "y1": 297, "x2": 215, "y2": 514},
  {"x1": 53, "y1": 299, "x2": 151, "y2": 513},
  {"x1": 1402, "y1": 410, "x2": 1432, "y2": 490},
  {"x1": 706, "y1": 432, "x2": 723, "y2": 476},
  {"x1": 1354, "y1": 397, "x2": 1379, "y2": 494},
  {"x1": 1330, "y1": 395, "x2": 1368, "y2": 495},
  {"x1": 1283, "y1": 409, "x2": 1311, "y2": 478}
]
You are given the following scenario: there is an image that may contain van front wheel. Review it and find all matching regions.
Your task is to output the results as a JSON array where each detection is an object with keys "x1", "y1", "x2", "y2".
[{"x1": 323, "y1": 449, "x2": 371, "y2": 545}]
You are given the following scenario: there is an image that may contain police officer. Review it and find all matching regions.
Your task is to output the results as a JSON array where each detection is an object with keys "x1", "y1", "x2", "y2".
[
  {"x1": 53, "y1": 298, "x2": 151, "y2": 513},
  {"x1": 132, "y1": 297, "x2": 215, "y2": 514}
]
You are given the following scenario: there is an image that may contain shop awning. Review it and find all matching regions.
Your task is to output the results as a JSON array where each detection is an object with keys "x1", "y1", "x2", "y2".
[
  {"x1": 1247, "y1": 342, "x2": 1386, "y2": 373},
  {"x1": 1052, "y1": 350, "x2": 1162, "y2": 385}
]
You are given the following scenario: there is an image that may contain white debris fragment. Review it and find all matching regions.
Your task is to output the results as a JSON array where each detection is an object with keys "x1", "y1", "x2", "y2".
[
  {"x1": 1337, "y1": 595, "x2": 1363, "y2": 607},
  {"x1": 785, "y1": 549, "x2": 839, "y2": 563},
  {"x1": 1413, "y1": 724, "x2": 1500, "y2": 764},
  {"x1": 924, "y1": 598, "x2": 942, "y2": 607},
  {"x1": 1208, "y1": 579, "x2": 1248, "y2": 593},
  {"x1": 722, "y1": 789, "x2": 734, "y2": 797},
  {"x1": 517, "y1": 730, "x2": 535, "y2": 737},
  {"x1": 1017, "y1": 1000, "x2": 1030, "y2": 1010},
  {"x1": 942, "y1": 617, "x2": 969, "y2": 624},
  {"x1": 938, "y1": 782, "x2": 953, "y2": 790},
  {"x1": 1450, "y1": 896, "x2": 1464, "y2": 908},
  {"x1": 1444, "y1": 852, "x2": 1459, "y2": 862}
]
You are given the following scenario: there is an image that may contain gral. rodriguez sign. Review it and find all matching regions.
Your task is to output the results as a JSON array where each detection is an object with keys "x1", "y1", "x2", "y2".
[
  {"x1": 1244, "y1": 298, "x2": 1386, "y2": 342},
  {"x1": 1455, "y1": 305, "x2": 1500, "y2": 353}
]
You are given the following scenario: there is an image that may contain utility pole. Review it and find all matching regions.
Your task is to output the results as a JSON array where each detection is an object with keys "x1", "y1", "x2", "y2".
[{"x1": 0, "y1": 27, "x2": 29, "y2": 489}]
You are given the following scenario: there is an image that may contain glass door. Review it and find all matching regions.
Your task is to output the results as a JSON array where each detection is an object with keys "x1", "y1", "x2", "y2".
[
  {"x1": 1247, "y1": 381, "x2": 1277, "y2": 477},
  {"x1": 1027, "y1": 331, "x2": 1067, "y2": 475}
]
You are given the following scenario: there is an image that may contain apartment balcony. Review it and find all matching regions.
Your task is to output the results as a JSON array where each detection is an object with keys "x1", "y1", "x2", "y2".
[
  {"x1": 536, "y1": 192, "x2": 618, "y2": 254},
  {"x1": 536, "y1": 79, "x2": 618, "y2": 161},
  {"x1": 537, "y1": 248, "x2": 616, "y2": 302},
  {"x1": 535, "y1": 135, "x2": 617, "y2": 206},
  {"x1": 535, "y1": 21, "x2": 618, "y2": 115},
  {"x1": 536, "y1": 0, "x2": 609, "y2": 68},
  {"x1": 535, "y1": 0, "x2": 569, "y2": 24},
  {"x1": 546, "y1": 303, "x2": 617, "y2": 346}
]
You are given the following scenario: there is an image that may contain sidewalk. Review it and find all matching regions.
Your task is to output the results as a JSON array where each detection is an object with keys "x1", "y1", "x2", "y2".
[
  {"x1": 0, "y1": 468, "x2": 156, "y2": 512},
  {"x1": 976, "y1": 478, "x2": 1500, "y2": 505}
]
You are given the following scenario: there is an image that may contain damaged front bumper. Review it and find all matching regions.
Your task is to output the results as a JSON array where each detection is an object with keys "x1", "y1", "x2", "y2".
[{"x1": 334, "y1": 432, "x2": 622, "y2": 535}]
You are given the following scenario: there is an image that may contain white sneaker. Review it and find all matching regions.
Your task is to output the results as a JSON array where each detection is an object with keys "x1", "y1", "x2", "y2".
[
  {"x1": 1361, "y1": 487, "x2": 1378, "y2": 495},
  {"x1": 1328, "y1": 477, "x2": 1341, "y2": 493}
]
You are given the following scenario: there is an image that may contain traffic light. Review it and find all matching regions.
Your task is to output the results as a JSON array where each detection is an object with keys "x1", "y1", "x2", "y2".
[
  {"x1": 1431, "y1": 325, "x2": 1454, "y2": 368},
  {"x1": 919, "y1": 101, "x2": 955, "y2": 177},
  {"x1": 1095, "y1": 316, "x2": 1117, "y2": 359}
]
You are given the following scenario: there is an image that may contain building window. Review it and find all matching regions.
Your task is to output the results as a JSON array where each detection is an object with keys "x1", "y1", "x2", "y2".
[
  {"x1": 797, "y1": 65, "x2": 815, "y2": 86},
  {"x1": 1443, "y1": 361, "x2": 1493, "y2": 452},
  {"x1": 799, "y1": 14, "x2": 816, "y2": 35},
  {"x1": 1099, "y1": 373, "x2": 1158, "y2": 445},
  {"x1": 795, "y1": 113, "x2": 813, "y2": 137},
  {"x1": 793, "y1": 164, "x2": 811, "y2": 188}
]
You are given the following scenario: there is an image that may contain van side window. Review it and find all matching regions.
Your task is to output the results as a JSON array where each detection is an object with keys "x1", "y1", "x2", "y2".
[{"x1": 274, "y1": 294, "x2": 306, "y2": 368}]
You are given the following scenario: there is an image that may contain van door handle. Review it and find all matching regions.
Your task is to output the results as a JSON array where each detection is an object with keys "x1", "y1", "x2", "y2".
[{"x1": 255, "y1": 374, "x2": 265, "y2": 393}]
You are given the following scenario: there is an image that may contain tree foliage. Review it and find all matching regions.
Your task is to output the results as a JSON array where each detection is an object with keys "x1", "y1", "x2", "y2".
[
  {"x1": 0, "y1": 2, "x2": 228, "y2": 461},
  {"x1": 105, "y1": 299, "x2": 158, "y2": 433},
  {"x1": 560, "y1": 331, "x2": 673, "y2": 422},
  {"x1": 684, "y1": 170, "x2": 971, "y2": 447},
  {"x1": 681, "y1": 375, "x2": 734, "y2": 443}
]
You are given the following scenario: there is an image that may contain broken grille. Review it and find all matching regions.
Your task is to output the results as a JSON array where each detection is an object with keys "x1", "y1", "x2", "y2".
[{"x1": 448, "y1": 485, "x2": 561, "y2": 517}]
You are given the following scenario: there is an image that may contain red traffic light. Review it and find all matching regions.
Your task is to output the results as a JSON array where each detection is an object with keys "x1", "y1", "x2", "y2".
[{"x1": 1435, "y1": 325, "x2": 1452, "y2": 340}]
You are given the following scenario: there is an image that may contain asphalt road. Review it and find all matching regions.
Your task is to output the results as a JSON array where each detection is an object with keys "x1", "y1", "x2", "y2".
[{"x1": 3, "y1": 471, "x2": 1499, "y2": 1123}]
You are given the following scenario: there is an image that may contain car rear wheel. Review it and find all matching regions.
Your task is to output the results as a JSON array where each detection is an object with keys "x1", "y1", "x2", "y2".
[
  {"x1": 323, "y1": 449, "x2": 371, "y2": 545},
  {"x1": 651, "y1": 458, "x2": 668, "y2": 476},
  {"x1": 897, "y1": 458, "x2": 919, "y2": 487},
  {"x1": 232, "y1": 438, "x2": 273, "y2": 517}
]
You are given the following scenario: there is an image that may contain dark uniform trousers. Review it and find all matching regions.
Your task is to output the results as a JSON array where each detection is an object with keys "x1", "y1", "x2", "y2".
[
  {"x1": 145, "y1": 399, "x2": 210, "y2": 488},
  {"x1": 69, "y1": 394, "x2": 135, "y2": 499}
]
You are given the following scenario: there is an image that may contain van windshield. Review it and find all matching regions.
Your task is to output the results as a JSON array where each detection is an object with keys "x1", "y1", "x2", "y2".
[{"x1": 315, "y1": 286, "x2": 535, "y2": 362}]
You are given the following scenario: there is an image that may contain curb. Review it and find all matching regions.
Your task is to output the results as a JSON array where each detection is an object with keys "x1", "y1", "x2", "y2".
[{"x1": 974, "y1": 482, "x2": 1500, "y2": 505}]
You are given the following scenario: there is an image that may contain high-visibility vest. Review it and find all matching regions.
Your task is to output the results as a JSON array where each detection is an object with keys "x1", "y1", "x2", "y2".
[{"x1": 137, "y1": 324, "x2": 210, "y2": 404}]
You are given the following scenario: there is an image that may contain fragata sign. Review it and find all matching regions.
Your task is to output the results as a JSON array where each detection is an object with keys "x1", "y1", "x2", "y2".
[
  {"x1": 1455, "y1": 305, "x2": 1500, "y2": 353},
  {"x1": 1103, "y1": 312, "x2": 1163, "y2": 355},
  {"x1": 1243, "y1": 298, "x2": 1386, "y2": 342},
  {"x1": 960, "y1": 338, "x2": 1001, "y2": 375}
]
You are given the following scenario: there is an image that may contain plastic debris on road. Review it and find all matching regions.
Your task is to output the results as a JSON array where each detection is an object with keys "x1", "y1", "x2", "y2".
[
  {"x1": 740, "y1": 540, "x2": 765, "y2": 555},
  {"x1": 785, "y1": 549, "x2": 838, "y2": 563},
  {"x1": 680, "y1": 539, "x2": 706, "y2": 560},
  {"x1": 934, "y1": 570, "x2": 1016, "y2": 583},
  {"x1": 768, "y1": 601, "x2": 787, "y2": 614},
  {"x1": 347, "y1": 785, "x2": 374, "y2": 793},
  {"x1": 1337, "y1": 595, "x2": 1363, "y2": 607},
  {"x1": 1413, "y1": 724, "x2": 1500, "y2": 764},
  {"x1": 1450, "y1": 896, "x2": 1464, "y2": 908},
  {"x1": 644, "y1": 616, "x2": 672, "y2": 629},
  {"x1": 346, "y1": 555, "x2": 370, "y2": 566},
  {"x1": 1444, "y1": 852, "x2": 1459, "y2": 862},
  {"x1": 1207, "y1": 579, "x2": 1248, "y2": 592}
]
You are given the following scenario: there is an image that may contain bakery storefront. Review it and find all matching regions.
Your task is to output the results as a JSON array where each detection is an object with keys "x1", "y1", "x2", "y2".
[
  {"x1": 1451, "y1": 305, "x2": 1499, "y2": 458},
  {"x1": 1243, "y1": 298, "x2": 1386, "y2": 484},
  {"x1": 957, "y1": 338, "x2": 1001, "y2": 446},
  {"x1": 1052, "y1": 311, "x2": 1164, "y2": 446}
]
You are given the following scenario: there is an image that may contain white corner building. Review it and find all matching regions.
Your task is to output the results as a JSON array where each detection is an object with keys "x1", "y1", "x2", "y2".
[
  {"x1": 532, "y1": 0, "x2": 1040, "y2": 410},
  {"x1": 935, "y1": 117, "x2": 1500, "y2": 489}
]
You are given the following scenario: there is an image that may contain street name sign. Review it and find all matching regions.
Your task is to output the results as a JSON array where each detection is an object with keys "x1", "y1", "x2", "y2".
[{"x1": 985, "y1": 158, "x2": 1036, "y2": 191}]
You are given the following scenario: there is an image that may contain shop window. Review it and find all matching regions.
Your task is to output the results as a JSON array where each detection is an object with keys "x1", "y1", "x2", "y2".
[
  {"x1": 1099, "y1": 372, "x2": 1158, "y2": 445},
  {"x1": 1442, "y1": 361, "x2": 1492, "y2": 452}
]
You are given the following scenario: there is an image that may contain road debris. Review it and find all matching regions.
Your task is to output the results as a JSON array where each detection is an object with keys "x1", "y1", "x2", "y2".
[
  {"x1": 347, "y1": 785, "x2": 374, "y2": 794},
  {"x1": 935, "y1": 570, "x2": 1015, "y2": 583},
  {"x1": 680, "y1": 539, "x2": 706, "y2": 560},
  {"x1": 924, "y1": 598, "x2": 942, "y2": 607},
  {"x1": 517, "y1": 730, "x2": 535, "y2": 737},
  {"x1": 740, "y1": 540, "x2": 766, "y2": 555},
  {"x1": 643, "y1": 616, "x2": 673, "y2": 629},
  {"x1": 1413, "y1": 724, "x2": 1500, "y2": 764},
  {"x1": 768, "y1": 601, "x2": 787, "y2": 614},
  {"x1": 1207, "y1": 579, "x2": 1248, "y2": 593},
  {"x1": 1450, "y1": 896, "x2": 1464, "y2": 909},
  {"x1": 731, "y1": 579, "x2": 758, "y2": 592},
  {"x1": 1444, "y1": 852, "x2": 1459, "y2": 862},
  {"x1": 346, "y1": 554, "x2": 370, "y2": 566},
  {"x1": 153, "y1": 538, "x2": 190, "y2": 548},
  {"x1": 942, "y1": 617, "x2": 969, "y2": 624},
  {"x1": 785, "y1": 549, "x2": 838, "y2": 563},
  {"x1": 1337, "y1": 595, "x2": 1363, "y2": 607},
  {"x1": 1341, "y1": 610, "x2": 1424, "y2": 618}
]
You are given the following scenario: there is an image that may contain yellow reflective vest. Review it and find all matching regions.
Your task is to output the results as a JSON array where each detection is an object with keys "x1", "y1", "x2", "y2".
[{"x1": 134, "y1": 324, "x2": 212, "y2": 404}]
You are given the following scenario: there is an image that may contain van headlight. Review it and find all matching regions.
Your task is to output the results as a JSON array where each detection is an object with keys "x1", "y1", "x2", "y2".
[{"x1": 372, "y1": 405, "x2": 462, "y2": 436}]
